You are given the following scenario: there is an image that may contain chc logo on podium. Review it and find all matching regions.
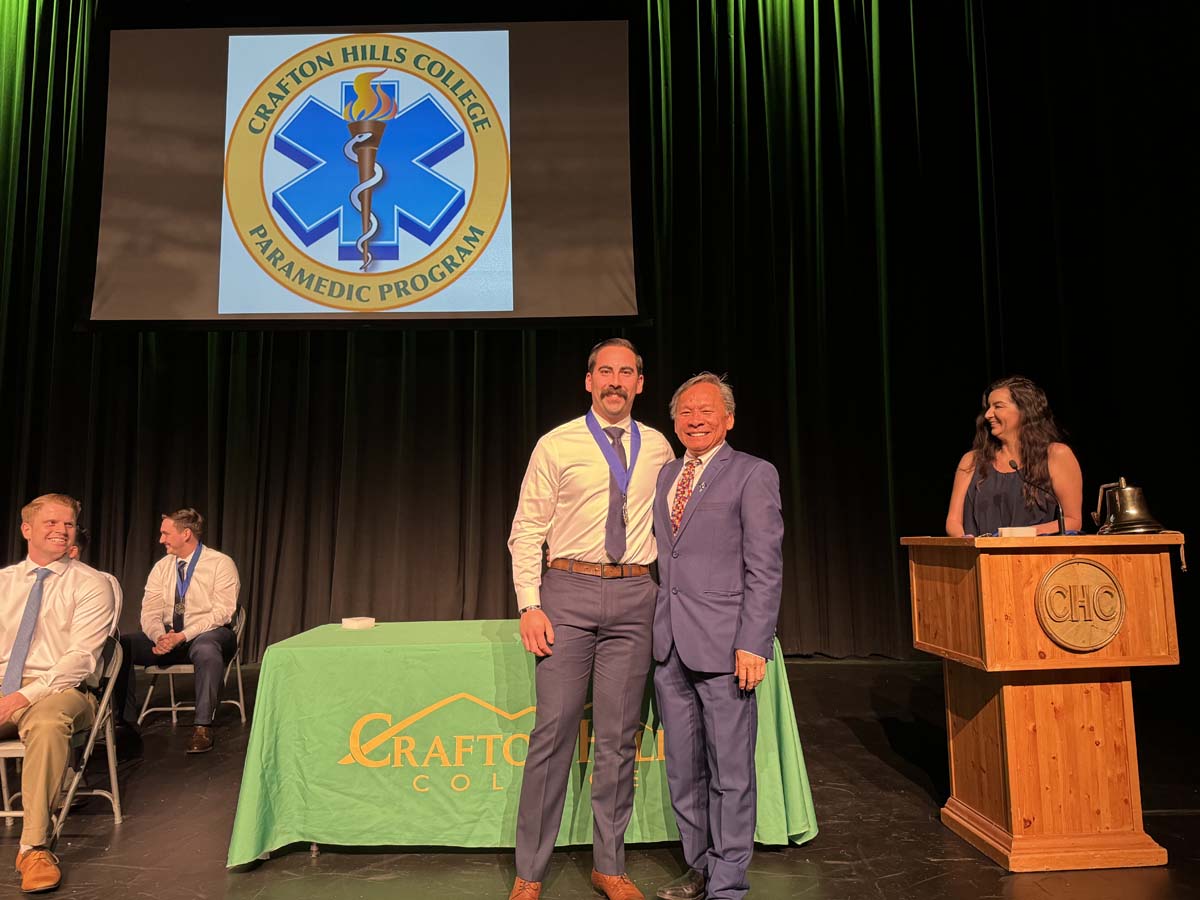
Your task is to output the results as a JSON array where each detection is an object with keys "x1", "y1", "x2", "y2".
[{"x1": 1035, "y1": 559, "x2": 1127, "y2": 652}]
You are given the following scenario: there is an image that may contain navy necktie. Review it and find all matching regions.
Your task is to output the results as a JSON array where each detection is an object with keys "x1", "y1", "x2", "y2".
[
  {"x1": 604, "y1": 426, "x2": 627, "y2": 562},
  {"x1": 2, "y1": 567, "x2": 54, "y2": 696},
  {"x1": 173, "y1": 558, "x2": 187, "y2": 633}
]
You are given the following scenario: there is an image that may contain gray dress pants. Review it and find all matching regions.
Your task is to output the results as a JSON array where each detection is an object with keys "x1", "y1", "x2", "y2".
[{"x1": 514, "y1": 568, "x2": 656, "y2": 882}]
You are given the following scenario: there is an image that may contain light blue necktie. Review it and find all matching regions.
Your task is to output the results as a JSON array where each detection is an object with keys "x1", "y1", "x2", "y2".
[{"x1": 2, "y1": 567, "x2": 53, "y2": 696}]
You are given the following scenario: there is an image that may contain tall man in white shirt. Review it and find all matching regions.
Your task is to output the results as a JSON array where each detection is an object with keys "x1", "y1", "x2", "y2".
[
  {"x1": 507, "y1": 339, "x2": 675, "y2": 900},
  {"x1": 0, "y1": 494, "x2": 114, "y2": 893},
  {"x1": 112, "y1": 508, "x2": 239, "y2": 754}
]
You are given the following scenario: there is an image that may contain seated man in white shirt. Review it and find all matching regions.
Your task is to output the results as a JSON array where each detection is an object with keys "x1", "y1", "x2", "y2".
[
  {"x1": 111, "y1": 508, "x2": 239, "y2": 755},
  {"x1": 0, "y1": 493, "x2": 115, "y2": 893},
  {"x1": 67, "y1": 528, "x2": 120, "y2": 605},
  {"x1": 67, "y1": 528, "x2": 143, "y2": 760},
  {"x1": 65, "y1": 526, "x2": 88, "y2": 562}
]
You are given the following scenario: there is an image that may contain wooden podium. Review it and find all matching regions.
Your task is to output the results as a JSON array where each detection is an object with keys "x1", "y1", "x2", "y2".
[{"x1": 902, "y1": 534, "x2": 1183, "y2": 872}]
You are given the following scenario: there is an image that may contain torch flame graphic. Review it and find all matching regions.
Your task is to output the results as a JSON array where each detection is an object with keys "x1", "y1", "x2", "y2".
[{"x1": 342, "y1": 71, "x2": 397, "y2": 270}]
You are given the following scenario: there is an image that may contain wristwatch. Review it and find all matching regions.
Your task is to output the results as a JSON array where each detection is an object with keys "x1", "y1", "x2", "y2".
[{"x1": 519, "y1": 604, "x2": 542, "y2": 615}]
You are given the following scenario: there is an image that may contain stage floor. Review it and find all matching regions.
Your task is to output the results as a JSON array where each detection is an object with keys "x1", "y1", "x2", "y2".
[{"x1": 3, "y1": 659, "x2": 1196, "y2": 900}]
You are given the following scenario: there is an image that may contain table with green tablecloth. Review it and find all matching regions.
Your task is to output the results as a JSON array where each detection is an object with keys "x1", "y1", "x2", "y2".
[{"x1": 227, "y1": 620, "x2": 817, "y2": 866}]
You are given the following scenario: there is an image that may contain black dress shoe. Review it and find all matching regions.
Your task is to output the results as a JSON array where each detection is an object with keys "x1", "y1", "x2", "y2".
[{"x1": 656, "y1": 868, "x2": 706, "y2": 900}]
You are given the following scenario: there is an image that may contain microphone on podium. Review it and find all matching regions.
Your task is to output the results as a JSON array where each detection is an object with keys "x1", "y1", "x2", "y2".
[{"x1": 1009, "y1": 459, "x2": 1067, "y2": 535}]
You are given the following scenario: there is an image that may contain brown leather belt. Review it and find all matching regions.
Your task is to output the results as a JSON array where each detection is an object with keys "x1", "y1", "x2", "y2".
[{"x1": 549, "y1": 558, "x2": 650, "y2": 578}]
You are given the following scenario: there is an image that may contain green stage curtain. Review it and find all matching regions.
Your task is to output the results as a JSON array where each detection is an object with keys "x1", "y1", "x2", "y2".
[{"x1": 2, "y1": 2, "x2": 1195, "y2": 663}]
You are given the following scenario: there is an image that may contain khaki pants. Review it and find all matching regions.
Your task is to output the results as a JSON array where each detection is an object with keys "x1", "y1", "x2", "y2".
[{"x1": 0, "y1": 683, "x2": 96, "y2": 847}]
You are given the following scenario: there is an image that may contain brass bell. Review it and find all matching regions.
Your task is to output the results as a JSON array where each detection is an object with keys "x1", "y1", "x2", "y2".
[{"x1": 1092, "y1": 477, "x2": 1163, "y2": 534}]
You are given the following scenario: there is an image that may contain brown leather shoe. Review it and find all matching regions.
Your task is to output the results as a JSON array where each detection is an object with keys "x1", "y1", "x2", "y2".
[
  {"x1": 655, "y1": 868, "x2": 706, "y2": 900},
  {"x1": 508, "y1": 876, "x2": 542, "y2": 899},
  {"x1": 14, "y1": 848, "x2": 61, "y2": 893},
  {"x1": 591, "y1": 870, "x2": 644, "y2": 900},
  {"x1": 186, "y1": 724, "x2": 214, "y2": 754}
]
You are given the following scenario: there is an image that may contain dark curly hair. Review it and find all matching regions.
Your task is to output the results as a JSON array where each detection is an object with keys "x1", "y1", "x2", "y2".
[{"x1": 969, "y1": 375, "x2": 1063, "y2": 510}]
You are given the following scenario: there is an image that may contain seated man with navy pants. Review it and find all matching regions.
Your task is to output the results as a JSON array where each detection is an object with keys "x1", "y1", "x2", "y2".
[{"x1": 112, "y1": 508, "x2": 239, "y2": 754}]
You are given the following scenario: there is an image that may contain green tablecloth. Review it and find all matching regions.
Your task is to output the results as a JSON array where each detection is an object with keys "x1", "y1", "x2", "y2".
[{"x1": 227, "y1": 620, "x2": 817, "y2": 866}]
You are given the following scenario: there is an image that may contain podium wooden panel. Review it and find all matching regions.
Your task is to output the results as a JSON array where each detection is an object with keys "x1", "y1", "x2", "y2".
[{"x1": 902, "y1": 535, "x2": 1183, "y2": 871}]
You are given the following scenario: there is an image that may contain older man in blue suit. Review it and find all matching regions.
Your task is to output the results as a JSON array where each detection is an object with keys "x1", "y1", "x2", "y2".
[{"x1": 652, "y1": 373, "x2": 784, "y2": 900}]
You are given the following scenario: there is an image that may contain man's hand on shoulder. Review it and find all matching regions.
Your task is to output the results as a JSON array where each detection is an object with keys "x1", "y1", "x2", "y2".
[
  {"x1": 0, "y1": 691, "x2": 31, "y2": 726},
  {"x1": 520, "y1": 608, "x2": 555, "y2": 657},
  {"x1": 734, "y1": 649, "x2": 766, "y2": 691}
]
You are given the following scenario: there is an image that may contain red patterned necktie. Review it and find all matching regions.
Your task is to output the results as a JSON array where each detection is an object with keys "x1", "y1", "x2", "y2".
[{"x1": 671, "y1": 459, "x2": 699, "y2": 534}]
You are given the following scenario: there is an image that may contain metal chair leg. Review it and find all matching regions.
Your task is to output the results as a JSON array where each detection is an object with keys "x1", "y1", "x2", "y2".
[
  {"x1": 1, "y1": 760, "x2": 11, "y2": 827},
  {"x1": 104, "y1": 714, "x2": 122, "y2": 824},
  {"x1": 138, "y1": 674, "x2": 159, "y2": 726},
  {"x1": 52, "y1": 767, "x2": 83, "y2": 849},
  {"x1": 234, "y1": 656, "x2": 246, "y2": 723}
]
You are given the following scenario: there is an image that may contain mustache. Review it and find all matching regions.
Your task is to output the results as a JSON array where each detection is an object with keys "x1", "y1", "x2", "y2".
[{"x1": 602, "y1": 386, "x2": 628, "y2": 399}]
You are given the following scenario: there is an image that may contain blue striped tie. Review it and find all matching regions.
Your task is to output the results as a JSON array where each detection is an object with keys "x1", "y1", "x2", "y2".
[
  {"x1": 2, "y1": 567, "x2": 53, "y2": 696},
  {"x1": 603, "y1": 426, "x2": 627, "y2": 562},
  {"x1": 173, "y1": 559, "x2": 187, "y2": 633}
]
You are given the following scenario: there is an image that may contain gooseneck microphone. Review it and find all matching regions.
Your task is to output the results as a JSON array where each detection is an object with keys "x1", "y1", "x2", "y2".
[{"x1": 1009, "y1": 459, "x2": 1067, "y2": 535}]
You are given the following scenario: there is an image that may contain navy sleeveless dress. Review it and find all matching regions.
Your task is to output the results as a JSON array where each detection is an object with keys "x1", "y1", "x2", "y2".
[{"x1": 963, "y1": 468, "x2": 1056, "y2": 535}]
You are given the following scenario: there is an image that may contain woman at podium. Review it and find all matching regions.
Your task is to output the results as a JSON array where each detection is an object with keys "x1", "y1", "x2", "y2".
[{"x1": 945, "y1": 375, "x2": 1083, "y2": 536}]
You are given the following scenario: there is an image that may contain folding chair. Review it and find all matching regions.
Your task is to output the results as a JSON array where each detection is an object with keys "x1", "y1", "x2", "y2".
[
  {"x1": 0, "y1": 635, "x2": 125, "y2": 846},
  {"x1": 137, "y1": 606, "x2": 247, "y2": 725},
  {"x1": 102, "y1": 572, "x2": 123, "y2": 635}
]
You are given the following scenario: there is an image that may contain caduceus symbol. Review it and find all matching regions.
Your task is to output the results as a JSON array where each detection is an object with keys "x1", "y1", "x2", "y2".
[{"x1": 343, "y1": 71, "x2": 397, "y2": 270}]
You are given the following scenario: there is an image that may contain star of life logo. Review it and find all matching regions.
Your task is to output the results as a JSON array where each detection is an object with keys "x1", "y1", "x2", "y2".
[{"x1": 221, "y1": 33, "x2": 511, "y2": 313}]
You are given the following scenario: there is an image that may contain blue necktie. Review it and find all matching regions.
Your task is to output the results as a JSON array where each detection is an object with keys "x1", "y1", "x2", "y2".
[
  {"x1": 603, "y1": 426, "x2": 627, "y2": 562},
  {"x1": 173, "y1": 559, "x2": 187, "y2": 633},
  {"x1": 2, "y1": 567, "x2": 53, "y2": 696}
]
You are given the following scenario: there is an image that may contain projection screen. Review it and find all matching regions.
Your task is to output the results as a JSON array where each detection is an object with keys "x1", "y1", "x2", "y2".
[{"x1": 91, "y1": 22, "x2": 635, "y2": 321}]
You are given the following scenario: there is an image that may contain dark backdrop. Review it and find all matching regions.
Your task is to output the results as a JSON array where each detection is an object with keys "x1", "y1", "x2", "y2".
[{"x1": 2, "y1": 1, "x2": 1195, "y2": 670}]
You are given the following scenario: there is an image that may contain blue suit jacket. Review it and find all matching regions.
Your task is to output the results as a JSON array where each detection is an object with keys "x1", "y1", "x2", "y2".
[{"x1": 652, "y1": 442, "x2": 784, "y2": 673}]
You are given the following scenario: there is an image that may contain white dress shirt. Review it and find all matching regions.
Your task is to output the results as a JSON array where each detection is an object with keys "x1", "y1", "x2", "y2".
[
  {"x1": 508, "y1": 412, "x2": 675, "y2": 609},
  {"x1": 141, "y1": 545, "x2": 240, "y2": 642},
  {"x1": 0, "y1": 556, "x2": 115, "y2": 705}
]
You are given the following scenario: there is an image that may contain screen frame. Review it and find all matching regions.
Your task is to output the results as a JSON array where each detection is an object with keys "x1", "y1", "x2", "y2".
[{"x1": 71, "y1": 2, "x2": 655, "y2": 333}]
